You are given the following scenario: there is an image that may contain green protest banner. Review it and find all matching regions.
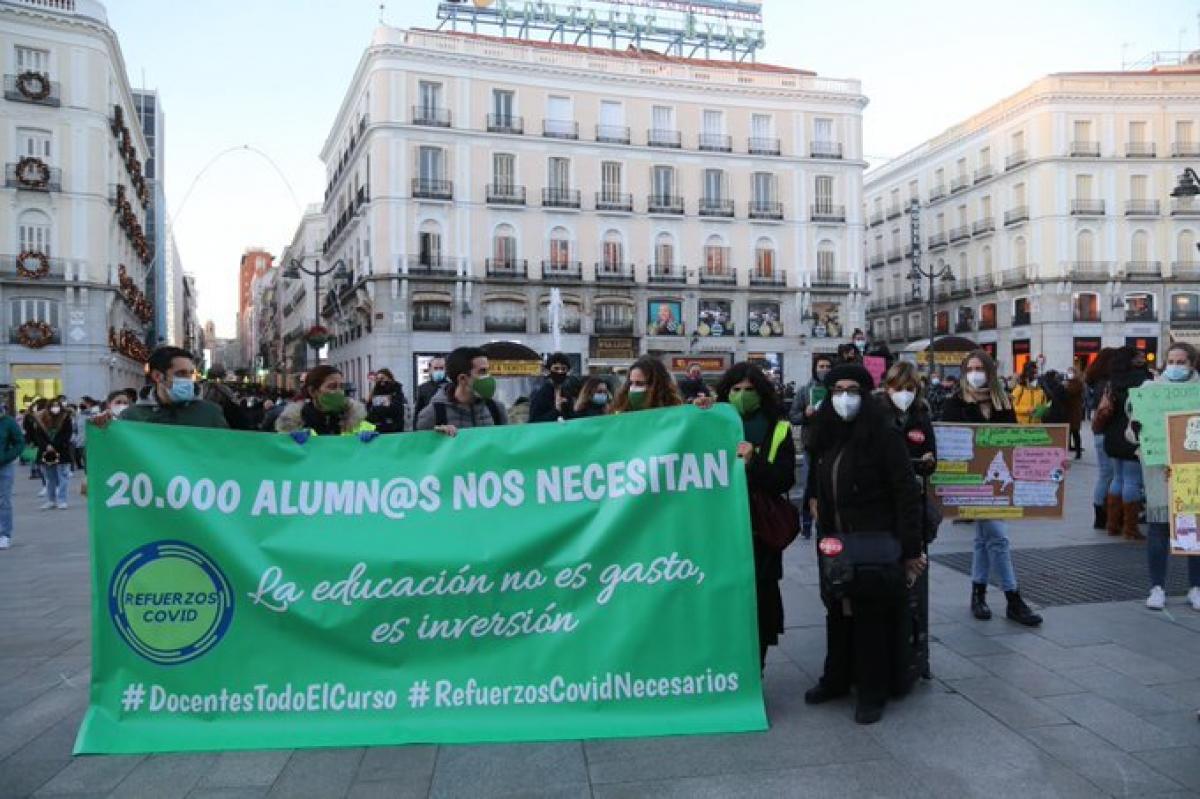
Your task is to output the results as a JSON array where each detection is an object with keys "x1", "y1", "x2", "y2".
[
  {"x1": 74, "y1": 406, "x2": 766, "y2": 754},
  {"x1": 1129, "y1": 383, "x2": 1200, "y2": 466}
]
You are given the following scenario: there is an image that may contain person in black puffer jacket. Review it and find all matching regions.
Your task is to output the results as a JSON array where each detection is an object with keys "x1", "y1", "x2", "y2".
[
  {"x1": 367, "y1": 369, "x2": 408, "y2": 433},
  {"x1": 1100, "y1": 346, "x2": 1151, "y2": 540},
  {"x1": 803, "y1": 363, "x2": 923, "y2": 725}
]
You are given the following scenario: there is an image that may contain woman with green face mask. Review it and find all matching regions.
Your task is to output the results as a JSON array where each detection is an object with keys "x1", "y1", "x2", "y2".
[
  {"x1": 275, "y1": 365, "x2": 376, "y2": 440},
  {"x1": 715, "y1": 362, "x2": 796, "y2": 670},
  {"x1": 611, "y1": 357, "x2": 682, "y2": 414}
]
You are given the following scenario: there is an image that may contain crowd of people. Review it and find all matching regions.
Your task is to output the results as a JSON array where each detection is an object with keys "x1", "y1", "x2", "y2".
[{"x1": 1, "y1": 334, "x2": 1197, "y2": 726}]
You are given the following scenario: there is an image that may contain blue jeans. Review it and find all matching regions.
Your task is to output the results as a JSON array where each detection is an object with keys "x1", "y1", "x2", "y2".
[
  {"x1": 972, "y1": 520, "x2": 1018, "y2": 592},
  {"x1": 43, "y1": 463, "x2": 70, "y2": 505},
  {"x1": 1093, "y1": 432, "x2": 1113, "y2": 506},
  {"x1": 1108, "y1": 458, "x2": 1144, "y2": 503},
  {"x1": 1148, "y1": 522, "x2": 1200, "y2": 589},
  {"x1": 0, "y1": 461, "x2": 13, "y2": 539}
]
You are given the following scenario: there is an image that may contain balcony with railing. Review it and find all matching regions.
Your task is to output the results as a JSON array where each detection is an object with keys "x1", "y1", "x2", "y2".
[
  {"x1": 648, "y1": 128, "x2": 682, "y2": 148},
  {"x1": 486, "y1": 183, "x2": 526, "y2": 206},
  {"x1": 748, "y1": 136, "x2": 781, "y2": 156},
  {"x1": 1004, "y1": 206, "x2": 1029, "y2": 226},
  {"x1": 996, "y1": 266, "x2": 1029, "y2": 288},
  {"x1": 699, "y1": 268, "x2": 736, "y2": 286},
  {"x1": 5, "y1": 161, "x2": 61, "y2": 192},
  {"x1": 887, "y1": 247, "x2": 904, "y2": 263},
  {"x1": 810, "y1": 203, "x2": 846, "y2": 222},
  {"x1": 810, "y1": 141, "x2": 843, "y2": 159},
  {"x1": 8, "y1": 325, "x2": 61, "y2": 346},
  {"x1": 1125, "y1": 199, "x2": 1160, "y2": 216},
  {"x1": 543, "y1": 119, "x2": 579, "y2": 139},
  {"x1": 928, "y1": 232, "x2": 948, "y2": 250},
  {"x1": 595, "y1": 124, "x2": 631, "y2": 144},
  {"x1": 972, "y1": 218, "x2": 995, "y2": 236},
  {"x1": 1070, "y1": 140, "x2": 1100, "y2": 157},
  {"x1": 1125, "y1": 261, "x2": 1162, "y2": 280},
  {"x1": 412, "y1": 307, "x2": 452, "y2": 332},
  {"x1": 949, "y1": 224, "x2": 971, "y2": 243},
  {"x1": 1125, "y1": 142, "x2": 1156, "y2": 158},
  {"x1": 485, "y1": 258, "x2": 528, "y2": 279},
  {"x1": 412, "y1": 106, "x2": 451, "y2": 127},
  {"x1": 542, "y1": 188, "x2": 581, "y2": 209},
  {"x1": 404, "y1": 255, "x2": 463, "y2": 278},
  {"x1": 541, "y1": 260, "x2": 583, "y2": 282},
  {"x1": 595, "y1": 318, "x2": 635, "y2": 335},
  {"x1": 699, "y1": 197, "x2": 735, "y2": 218},
  {"x1": 411, "y1": 177, "x2": 452, "y2": 200},
  {"x1": 972, "y1": 273, "x2": 996, "y2": 292},
  {"x1": 811, "y1": 270, "x2": 853, "y2": 288},
  {"x1": 887, "y1": 203, "x2": 904, "y2": 219},
  {"x1": 1171, "y1": 197, "x2": 1200, "y2": 216},
  {"x1": 486, "y1": 114, "x2": 524, "y2": 134},
  {"x1": 595, "y1": 191, "x2": 633, "y2": 212},
  {"x1": 648, "y1": 265, "x2": 686, "y2": 284},
  {"x1": 1070, "y1": 199, "x2": 1105, "y2": 215},
  {"x1": 1172, "y1": 141, "x2": 1200, "y2": 158},
  {"x1": 950, "y1": 175, "x2": 970, "y2": 194},
  {"x1": 647, "y1": 194, "x2": 684, "y2": 215},
  {"x1": 1005, "y1": 150, "x2": 1028, "y2": 170},
  {"x1": 869, "y1": 253, "x2": 885, "y2": 269},
  {"x1": 1069, "y1": 261, "x2": 1113, "y2": 280},
  {"x1": 869, "y1": 210, "x2": 884, "y2": 227},
  {"x1": 928, "y1": 184, "x2": 947, "y2": 202},
  {"x1": 4, "y1": 252, "x2": 67, "y2": 280},
  {"x1": 974, "y1": 164, "x2": 994, "y2": 183},
  {"x1": 749, "y1": 200, "x2": 784, "y2": 221},
  {"x1": 1171, "y1": 261, "x2": 1200, "y2": 280},
  {"x1": 595, "y1": 262, "x2": 635, "y2": 284},
  {"x1": 699, "y1": 133, "x2": 732, "y2": 152},
  {"x1": 4, "y1": 73, "x2": 60, "y2": 106},
  {"x1": 750, "y1": 270, "x2": 785, "y2": 286}
]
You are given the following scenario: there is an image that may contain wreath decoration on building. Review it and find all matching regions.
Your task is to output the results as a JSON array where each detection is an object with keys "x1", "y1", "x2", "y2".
[
  {"x1": 18, "y1": 320, "x2": 53, "y2": 349},
  {"x1": 15, "y1": 70, "x2": 51, "y2": 101},
  {"x1": 16, "y1": 250, "x2": 50, "y2": 279},
  {"x1": 15, "y1": 157, "x2": 50, "y2": 189}
]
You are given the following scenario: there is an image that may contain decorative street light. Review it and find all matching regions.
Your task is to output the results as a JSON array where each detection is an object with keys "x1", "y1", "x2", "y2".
[
  {"x1": 282, "y1": 256, "x2": 346, "y2": 363},
  {"x1": 906, "y1": 200, "x2": 955, "y2": 376}
]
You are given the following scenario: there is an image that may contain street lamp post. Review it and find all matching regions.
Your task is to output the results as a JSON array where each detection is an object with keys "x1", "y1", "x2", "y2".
[
  {"x1": 282, "y1": 256, "x2": 346, "y2": 364},
  {"x1": 906, "y1": 200, "x2": 955, "y2": 376}
]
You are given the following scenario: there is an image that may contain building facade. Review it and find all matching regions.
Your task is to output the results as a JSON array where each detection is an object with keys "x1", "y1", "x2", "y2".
[
  {"x1": 0, "y1": 0, "x2": 154, "y2": 407},
  {"x1": 311, "y1": 26, "x2": 867, "y2": 393},
  {"x1": 236, "y1": 246, "x2": 271, "y2": 370},
  {"x1": 864, "y1": 68, "x2": 1200, "y2": 375},
  {"x1": 260, "y1": 204, "x2": 324, "y2": 390}
]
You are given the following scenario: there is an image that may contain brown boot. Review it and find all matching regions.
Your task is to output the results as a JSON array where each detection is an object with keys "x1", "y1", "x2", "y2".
[
  {"x1": 1105, "y1": 495, "x2": 1123, "y2": 537},
  {"x1": 1123, "y1": 501, "x2": 1145, "y2": 540}
]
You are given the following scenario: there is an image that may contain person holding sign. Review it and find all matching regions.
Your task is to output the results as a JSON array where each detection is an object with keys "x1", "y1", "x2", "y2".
[
  {"x1": 804, "y1": 364, "x2": 923, "y2": 725},
  {"x1": 611, "y1": 357, "x2": 683, "y2": 413},
  {"x1": 1137, "y1": 342, "x2": 1200, "y2": 611},
  {"x1": 715, "y1": 362, "x2": 796, "y2": 669},
  {"x1": 941, "y1": 351, "x2": 1042, "y2": 627},
  {"x1": 276, "y1": 366, "x2": 377, "y2": 441},
  {"x1": 415, "y1": 347, "x2": 508, "y2": 434}
]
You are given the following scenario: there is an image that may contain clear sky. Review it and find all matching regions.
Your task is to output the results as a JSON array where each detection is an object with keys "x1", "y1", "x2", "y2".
[{"x1": 105, "y1": 0, "x2": 1198, "y2": 338}]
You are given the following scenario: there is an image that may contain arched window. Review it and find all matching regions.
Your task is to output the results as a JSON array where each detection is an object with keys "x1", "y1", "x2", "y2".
[
  {"x1": 18, "y1": 209, "x2": 51, "y2": 255},
  {"x1": 958, "y1": 251, "x2": 971, "y2": 284},
  {"x1": 418, "y1": 220, "x2": 442, "y2": 267},
  {"x1": 1076, "y1": 230, "x2": 1095, "y2": 264},
  {"x1": 654, "y1": 232, "x2": 675, "y2": 277},
  {"x1": 8, "y1": 296, "x2": 61, "y2": 340},
  {"x1": 704, "y1": 234, "x2": 728, "y2": 276},
  {"x1": 546, "y1": 226, "x2": 569, "y2": 271},
  {"x1": 816, "y1": 240, "x2": 836, "y2": 281},
  {"x1": 754, "y1": 237, "x2": 776, "y2": 279},
  {"x1": 1177, "y1": 230, "x2": 1196, "y2": 264},
  {"x1": 488, "y1": 223, "x2": 517, "y2": 269},
  {"x1": 1013, "y1": 236, "x2": 1028, "y2": 268},
  {"x1": 982, "y1": 245, "x2": 993, "y2": 276},
  {"x1": 1131, "y1": 230, "x2": 1149, "y2": 263},
  {"x1": 600, "y1": 230, "x2": 623, "y2": 275}
]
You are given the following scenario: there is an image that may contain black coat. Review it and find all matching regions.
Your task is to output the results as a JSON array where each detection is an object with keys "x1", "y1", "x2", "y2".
[
  {"x1": 879, "y1": 396, "x2": 937, "y2": 464},
  {"x1": 529, "y1": 380, "x2": 576, "y2": 423},
  {"x1": 939, "y1": 394, "x2": 1017, "y2": 425},
  {"x1": 29, "y1": 413, "x2": 73, "y2": 462},
  {"x1": 367, "y1": 386, "x2": 408, "y2": 433},
  {"x1": 678, "y1": 377, "x2": 714, "y2": 401}
]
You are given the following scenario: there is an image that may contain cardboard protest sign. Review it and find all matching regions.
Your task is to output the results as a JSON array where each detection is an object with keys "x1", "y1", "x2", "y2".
[
  {"x1": 932, "y1": 424, "x2": 1069, "y2": 520},
  {"x1": 1167, "y1": 411, "x2": 1200, "y2": 556},
  {"x1": 1129, "y1": 383, "x2": 1200, "y2": 466}
]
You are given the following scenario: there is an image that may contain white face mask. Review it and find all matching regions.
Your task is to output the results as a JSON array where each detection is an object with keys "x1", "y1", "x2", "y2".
[
  {"x1": 831, "y1": 393, "x2": 861, "y2": 421},
  {"x1": 966, "y1": 371, "x2": 988, "y2": 390},
  {"x1": 889, "y1": 390, "x2": 916, "y2": 412},
  {"x1": 110, "y1": 403, "x2": 129, "y2": 417}
]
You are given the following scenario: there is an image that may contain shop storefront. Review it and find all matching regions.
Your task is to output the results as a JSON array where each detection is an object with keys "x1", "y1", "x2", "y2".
[
  {"x1": 11, "y1": 364, "x2": 63, "y2": 411},
  {"x1": 1073, "y1": 337, "x2": 1101, "y2": 370},
  {"x1": 1012, "y1": 339, "x2": 1031, "y2": 376},
  {"x1": 1125, "y1": 336, "x2": 1159, "y2": 367},
  {"x1": 587, "y1": 336, "x2": 639, "y2": 374}
]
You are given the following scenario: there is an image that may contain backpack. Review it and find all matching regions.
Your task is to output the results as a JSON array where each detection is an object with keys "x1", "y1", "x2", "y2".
[{"x1": 434, "y1": 399, "x2": 503, "y2": 428}]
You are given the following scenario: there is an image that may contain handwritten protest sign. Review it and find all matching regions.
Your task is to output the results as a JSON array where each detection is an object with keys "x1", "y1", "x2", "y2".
[
  {"x1": 1167, "y1": 411, "x2": 1200, "y2": 556},
  {"x1": 75, "y1": 407, "x2": 765, "y2": 754},
  {"x1": 932, "y1": 424, "x2": 1068, "y2": 520},
  {"x1": 863, "y1": 355, "x2": 886, "y2": 387},
  {"x1": 1129, "y1": 383, "x2": 1200, "y2": 466}
]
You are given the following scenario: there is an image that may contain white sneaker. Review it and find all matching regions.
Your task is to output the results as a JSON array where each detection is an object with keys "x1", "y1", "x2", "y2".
[
  {"x1": 55, "y1": 502, "x2": 67, "y2": 510},
  {"x1": 39, "y1": 501, "x2": 55, "y2": 511},
  {"x1": 0, "y1": 536, "x2": 10, "y2": 550},
  {"x1": 1146, "y1": 586, "x2": 1166, "y2": 610},
  {"x1": 37, "y1": 488, "x2": 46, "y2": 498},
  {"x1": 1189, "y1": 587, "x2": 1200, "y2": 612}
]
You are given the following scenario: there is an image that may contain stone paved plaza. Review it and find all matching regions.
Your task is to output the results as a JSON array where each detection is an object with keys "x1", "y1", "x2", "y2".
[{"x1": 3, "y1": 450, "x2": 1200, "y2": 798}]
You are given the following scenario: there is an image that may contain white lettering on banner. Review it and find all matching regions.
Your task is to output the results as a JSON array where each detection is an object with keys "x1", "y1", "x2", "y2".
[{"x1": 535, "y1": 451, "x2": 729, "y2": 505}]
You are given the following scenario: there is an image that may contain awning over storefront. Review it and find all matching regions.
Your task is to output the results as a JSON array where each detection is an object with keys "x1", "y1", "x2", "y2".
[{"x1": 902, "y1": 335, "x2": 978, "y2": 366}]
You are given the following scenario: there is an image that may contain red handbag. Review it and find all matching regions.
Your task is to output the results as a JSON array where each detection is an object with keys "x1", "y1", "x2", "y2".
[{"x1": 749, "y1": 490, "x2": 801, "y2": 550}]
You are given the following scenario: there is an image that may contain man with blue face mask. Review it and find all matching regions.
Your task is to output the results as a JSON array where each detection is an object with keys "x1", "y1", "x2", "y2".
[{"x1": 116, "y1": 347, "x2": 228, "y2": 428}]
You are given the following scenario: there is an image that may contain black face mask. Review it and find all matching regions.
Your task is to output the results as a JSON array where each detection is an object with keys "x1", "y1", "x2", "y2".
[{"x1": 549, "y1": 372, "x2": 568, "y2": 386}]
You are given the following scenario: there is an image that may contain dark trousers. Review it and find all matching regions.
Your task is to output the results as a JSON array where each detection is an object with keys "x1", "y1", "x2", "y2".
[
  {"x1": 1069, "y1": 428, "x2": 1082, "y2": 457},
  {"x1": 820, "y1": 592, "x2": 911, "y2": 705}
]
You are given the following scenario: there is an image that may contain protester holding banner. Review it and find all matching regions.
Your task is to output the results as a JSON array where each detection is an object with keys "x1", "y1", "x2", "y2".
[
  {"x1": 413, "y1": 355, "x2": 448, "y2": 422},
  {"x1": 1136, "y1": 342, "x2": 1200, "y2": 610},
  {"x1": 529, "y1": 353, "x2": 577, "y2": 423},
  {"x1": 804, "y1": 363, "x2": 923, "y2": 725},
  {"x1": 715, "y1": 362, "x2": 796, "y2": 669},
  {"x1": 1100, "y1": 346, "x2": 1151, "y2": 540},
  {"x1": 1086, "y1": 348, "x2": 1120, "y2": 530},
  {"x1": 941, "y1": 350, "x2": 1042, "y2": 627},
  {"x1": 276, "y1": 365, "x2": 376, "y2": 440},
  {"x1": 611, "y1": 357, "x2": 683, "y2": 413},
  {"x1": 572, "y1": 377, "x2": 612, "y2": 418},
  {"x1": 415, "y1": 346, "x2": 508, "y2": 434},
  {"x1": 113, "y1": 347, "x2": 228, "y2": 430}
]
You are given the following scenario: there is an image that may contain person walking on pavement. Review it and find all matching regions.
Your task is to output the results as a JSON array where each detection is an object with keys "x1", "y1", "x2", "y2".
[
  {"x1": 1136, "y1": 342, "x2": 1200, "y2": 611},
  {"x1": 529, "y1": 353, "x2": 577, "y2": 423},
  {"x1": 413, "y1": 356, "x2": 448, "y2": 422},
  {"x1": 415, "y1": 347, "x2": 508, "y2": 434},
  {"x1": 0, "y1": 404, "x2": 25, "y2": 549},
  {"x1": 1099, "y1": 346, "x2": 1151, "y2": 541},
  {"x1": 1085, "y1": 348, "x2": 1120, "y2": 530},
  {"x1": 1063, "y1": 365, "x2": 1085, "y2": 459},
  {"x1": 804, "y1": 363, "x2": 924, "y2": 724},
  {"x1": 941, "y1": 350, "x2": 1042, "y2": 627},
  {"x1": 29, "y1": 400, "x2": 74, "y2": 510}
]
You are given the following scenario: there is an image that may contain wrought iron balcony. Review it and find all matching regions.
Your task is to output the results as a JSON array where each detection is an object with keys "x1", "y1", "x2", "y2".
[
  {"x1": 748, "y1": 136, "x2": 781, "y2": 156},
  {"x1": 698, "y1": 197, "x2": 735, "y2": 218},
  {"x1": 1124, "y1": 199, "x2": 1160, "y2": 216},
  {"x1": 972, "y1": 273, "x2": 996, "y2": 292},
  {"x1": 869, "y1": 211, "x2": 884, "y2": 227},
  {"x1": 1005, "y1": 150, "x2": 1028, "y2": 170},
  {"x1": 1125, "y1": 261, "x2": 1162, "y2": 279},
  {"x1": 927, "y1": 232, "x2": 948, "y2": 250},
  {"x1": 811, "y1": 270, "x2": 852, "y2": 288},
  {"x1": 647, "y1": 194, "x2": 684, "y2": 215},
  {"x1": 542, "y1": 120, "x2": 579, "y2": 139},
  {"x1": 485, "y1": 258, "x2": 528, "y2": 279},
  {"x1": 1070, "y1": 199, "x2": 1105, "y2": 215},
  {"x1": 1125, "y1": 142, "x2": 1156, "y2": 158},
  {"x1": 1013, "y1": 312, "x2": 1032, "y2": 327},
  {"x1": 4, "y1": 73, "x2": 60, "y2": 106},
  {"x1": 1069, "y1": 261, "x2": 1113, "y2": 280},
  {"x1": 542, "y1": 188, "x2": 581, "y2": 209},
  {"x1": 1172, "y1": 261, "x2": 1200, "y2": 280},
  {"x1": 542, "y1": 261, "x2": 582, "y2": 281},
  {"x1": 1171, "y1": 197, "x2": 1200, "y2": 216},
  {"x1": 486, "y1": 114, "x2": 524, "y2": 134},
  {"x1": 595, "y1": 124, "x2": 631, "y2": 144},
  {"x1": 648, "y1": 129, "x2": 682, "y2": 148},
  {"x1": 699, "y1": 270, "x2": 736, "y2": 285},
  {"x1": 972, "y1": 218, "x2": 995, "y2": 236},
  {"x1": 1172, "y1": 141, "x2": 1200, "y2": 158},
  {"x1": 887, "y1": 247, "x2": 903, "y2": 263},
  {"x1": 749, "y1": 200, "x2": 784, "y2": 220},
  {"x1": 595, "y1": 262, "x2": 635, "y2": 283},
  {"x1": 887, "y1": 203, "x2": 904, "y2": 219},
  {"x1": 810, "y1": 203, "x2": 846, "y2": 222},
  {"x1": 750, "y1": 271, "x2": 785, "y2": 286},
  {"x1": 1004, "y1": 206, "x2": 1029, "y2": 226},
  {"x1": 648, "y1": 266, "x2": 686, "y2": 284},
  {"x1": 949, "y1": 225, "x2": 971, "y2": 243},
  {"x1": 486, "y1": 183, "x2": 526, "y2": 206},
  {"x1": 699, "y1": 133, "x2": 732, "y2": 152},
  {"x1": 974, "y1": 165, "x2": 994, "y2": 183},
  {"x1": 595, "y1": 319, "x2": 635, "y2": 334},
  {"x1": 810, "y1": 141, "x2": 843, "y2": 159},
  {"x1": 1070, "y1": 140, "x2": 1100, "y2": 157},
  {"x1": 595, "y1": 192, "x2": 633, "y2": 212},
  {"x1": 869, "y1": 254, "x2": 885, "y2": 269},
  {"x1": 404, "y1": 255, "x2": 463, "y2": 277},
  {"x1": 8, "y1": 325, "x2": 61, "y2": 346},
  {"x1": 928, "y1": 184, "x2": 947, "y2": 202},
  {"x1": 950, "y1": 175, "x2": 970, "y2": 194},
  {"x1": 1000, "y1": 266, "x2": 1030, "y2": 288},
  {"x1": 411, "y1": 178, "x2": 453, "y2": 200},
  {"x1": 412, "y1": 106, "x2": 451, "y2": 127},
  {"x1": 4, "y1": 252, "x2": 67, "y2": 280}
]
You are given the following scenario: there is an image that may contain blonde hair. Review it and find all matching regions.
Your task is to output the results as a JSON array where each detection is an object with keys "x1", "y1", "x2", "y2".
[
  {"x1": 883, "y1": 361, "x2": 922, "y2": 396},
  {"x1": 958, "y1": 349, "x2": 1012, "y2": 410}
]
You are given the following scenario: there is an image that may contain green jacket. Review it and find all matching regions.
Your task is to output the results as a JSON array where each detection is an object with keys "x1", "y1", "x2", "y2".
[
  {"x1": 122, "y1": 396, "x2": 229, "y2": 428},
  {"x1": 0, "y1": 415, "x2": 24, "y2": 465}
]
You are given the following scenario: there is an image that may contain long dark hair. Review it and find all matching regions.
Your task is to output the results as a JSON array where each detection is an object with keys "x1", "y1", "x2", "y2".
[
  {"x1": 612, "y1": 357, "x2": 681, "y2": 412},
  {"x1": 715, "y1": 362, "x2": 783, "y2": 422},
  {"x1": 1085, "y1": 347, "x2": 1120, "y2": 386}
]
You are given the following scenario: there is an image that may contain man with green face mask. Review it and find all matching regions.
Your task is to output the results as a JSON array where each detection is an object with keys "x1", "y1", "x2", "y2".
[{"x1": 415, "y1": 346, "x2": 508, "y2": 434}]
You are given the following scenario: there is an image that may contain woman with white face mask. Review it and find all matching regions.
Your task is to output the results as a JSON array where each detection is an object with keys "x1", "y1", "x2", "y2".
[
  {"x1": 804, "y1": 364, "x2": 924, "y2": 725},
  {"x1": 941, "y1": 350, "x2": 1042, "y2": 628}
]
